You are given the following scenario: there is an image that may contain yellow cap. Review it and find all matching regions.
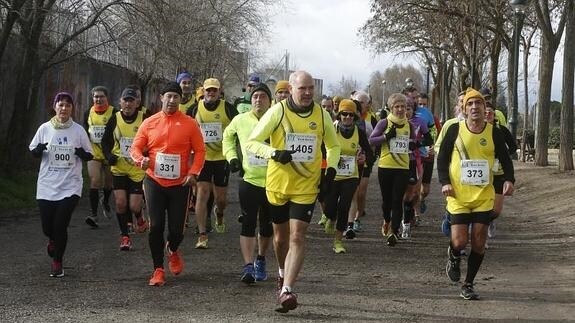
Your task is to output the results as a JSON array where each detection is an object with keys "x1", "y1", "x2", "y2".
[
  {"x1": 203, "y1": 78, "x2": 220, "y2": 89},
  {"x1": 275, "y1": 80, "x2": 289, "y2": 93}
]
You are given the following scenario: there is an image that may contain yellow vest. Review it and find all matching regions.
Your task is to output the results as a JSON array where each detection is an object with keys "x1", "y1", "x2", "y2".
[
  {"x1": 378, "y1": 121, "x2": 410, "y2": 170},
  {"x1": 267, "y1": 101, "x2": 325, "y2": 195},
  {"x1": 196, "y1": 100, "x2": 230, "y2": 161},
  {"x1": 179, "y1": 95, "x2": 196, "y2": 114},
  {"x1": 88, "y1": 106, "x2": 114, "y2": 160},
  {"x1": 335, "y1": 125, "x2": 360, "y2": 181},
  {"x1": 448, "y1": 121, "x2": 496, "y2": 204},
  {"x1": 111, "y1": 111, "x2": 145, "y2": 182}
]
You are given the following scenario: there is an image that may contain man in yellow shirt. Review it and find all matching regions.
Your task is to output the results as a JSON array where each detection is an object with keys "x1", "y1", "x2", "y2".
[{"x1": 246, "y1": 71, "x2": 341, "y2": 313}]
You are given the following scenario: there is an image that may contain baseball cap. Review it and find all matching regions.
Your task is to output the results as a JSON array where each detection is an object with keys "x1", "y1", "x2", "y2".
[
  {"x1": 121, "y1": 88, "x2": 138, "y2": 100},
  {"x1": 203, "y1": 78, "x2": 220, "y2": 90},
  {"x1": 248, "y1": 75, "x2": 260, "y2": 85}
]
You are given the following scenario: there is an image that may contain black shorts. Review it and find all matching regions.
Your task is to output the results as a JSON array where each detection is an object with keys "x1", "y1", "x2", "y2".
[
  {"x1": 493, "y1": 175, "x2": 505, "y2": 194},
  {"x1": 197, "y1": 160, "x2": 230, "y2": 187},
  {"x1": 449, "y1": 210, "x2": 492, "y2": 225},
  {"x1": 421, "y1": 158, "x2": 434, "y2": 184},
  {"x1": 269, "y1": 202, "x2": 315, "y2": 224},
  {"x1": 112, "y1": 175, "x2": 143, "y2": 195}
]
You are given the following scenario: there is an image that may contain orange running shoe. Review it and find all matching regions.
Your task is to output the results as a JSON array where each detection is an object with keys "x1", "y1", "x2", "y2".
[
  {"x1": 136, "y1": 217, "x2": 149, "y2": 233},
  {"x1": 148, "y1": 268, "x2": 165, "y2": 286},
  {"x1": 167, "y1": 247, "x2": 184, "y2": 275}
]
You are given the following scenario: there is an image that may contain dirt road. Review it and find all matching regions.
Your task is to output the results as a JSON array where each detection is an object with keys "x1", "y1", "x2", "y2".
[{"x1": 1, "y1": 162, "x2": 574, "y2": 322}]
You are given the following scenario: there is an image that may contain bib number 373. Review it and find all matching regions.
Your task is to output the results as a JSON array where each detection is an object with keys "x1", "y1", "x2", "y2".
[{"x1": 460, "y1": 159, "x2": 489, "y2": 185}]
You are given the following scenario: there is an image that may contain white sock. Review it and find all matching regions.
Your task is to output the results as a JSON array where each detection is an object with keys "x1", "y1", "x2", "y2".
[
  {"x1": 278, "y1": 268, "x2": 284, "y2": 278},
  {"x1": 282, "y1": 286, "x2": 292, "y2": 293}
]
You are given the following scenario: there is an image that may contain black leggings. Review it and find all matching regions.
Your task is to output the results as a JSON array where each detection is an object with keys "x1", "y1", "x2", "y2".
[
  {"x1": 377, "y1": 168, "x2": 409, "y2": 233},
  {"x1": 38, "y1": 195, "x2": 80, "y2": 262},
  {"x1": 238, "y1": 180, "x2": 273, "y2": 238},
  {"x1": 144, "y1": 176, "x2": 189, "y2": 269},
  {"x1": 324, "y1": 178, "x2": 359, "y2": 232}
]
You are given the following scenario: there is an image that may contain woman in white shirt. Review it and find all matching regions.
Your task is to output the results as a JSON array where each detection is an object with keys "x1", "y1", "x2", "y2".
[{"x1": 29, "y1": 92, "x2": 93, "y2": 278}]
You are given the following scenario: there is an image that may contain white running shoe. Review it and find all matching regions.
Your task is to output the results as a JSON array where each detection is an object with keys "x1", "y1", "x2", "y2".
[
  {"x1": 401, "y1": 223, "x2": 411, "y2": 239},
  {"x1": 488, "y1": 221, "x2": 496, "y2": 238}
]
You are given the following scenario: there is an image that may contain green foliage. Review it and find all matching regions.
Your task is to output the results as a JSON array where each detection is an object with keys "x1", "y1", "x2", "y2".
[
  {"x1": 0, "y1": 172, "x2": 37, "y2": 210},
  {"x1": 547, "y1": 127, "x2": 575, "y2": 149}
]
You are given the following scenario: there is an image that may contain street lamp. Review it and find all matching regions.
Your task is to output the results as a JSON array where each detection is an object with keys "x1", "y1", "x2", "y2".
[
  {"x1": 381, "y1": 79, "x2": 387, "y2": 110},
  {"x1": 509, "y1": 0, "x2": 528, "y2": 153},
  {"x1": 405, "y1": 78, "x2": 414, "y2": 88}
]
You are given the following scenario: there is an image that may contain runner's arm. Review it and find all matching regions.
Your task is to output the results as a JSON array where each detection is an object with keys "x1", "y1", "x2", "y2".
[
  {"x1": 437, "y1": 123, "x2": 459, "y2": 185},
  {"x1": 322, "y1": 110, "x2": 341, "y2": 169},
  {"x1": 222, "y1": 118, "x2": 239, "y2": 162},
  {"x1": 369, "y1": 119, "x2": 388, "y2": 146}
]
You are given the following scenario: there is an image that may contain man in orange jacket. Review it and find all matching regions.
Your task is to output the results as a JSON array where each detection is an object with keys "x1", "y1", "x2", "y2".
[{"x1": 131, "y1": 81, "x2": 206, "y2": 286}]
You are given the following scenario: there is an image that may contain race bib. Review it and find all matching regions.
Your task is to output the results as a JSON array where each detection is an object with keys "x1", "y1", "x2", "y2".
[
  {"x1": 337, "y1": 155, "x2": 356, "y2": 176},
  {"x1": 200, "y1": 122, "x2": 222, "y2": 143},
  {"x1": 247, "y1": 151, "x2": 267, "y2": 167},
  {"x1": 389, "y1": 135, "x2": 409, "y2": 154},
  {"x1": 48, "y1": 145, "x2": 74, "y2": 169},
  {"x1": 119, "y1": 137, "x2": 133, "y2": 159},
  {"x1": 460, "y1": 159, "x2": 489, "y2": 185},
  {"x1": 154, "y1": 153, "x2": 180, "y2": 179},
  {"x1": 89, "y1": 125, "x2": 106, "y2": 144},
  {"x1": 285, "y1": 133, "x2": 317, "y2": 162}
]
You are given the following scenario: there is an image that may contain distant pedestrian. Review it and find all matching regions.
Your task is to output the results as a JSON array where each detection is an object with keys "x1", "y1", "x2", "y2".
[{"x1": 30, "y1": 92, "x2": 93, "y2": 277}]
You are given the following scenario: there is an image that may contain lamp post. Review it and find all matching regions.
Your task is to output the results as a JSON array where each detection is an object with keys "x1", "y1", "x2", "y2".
[
  {"x1": 405, "y1": 78, "x2": 414, "y2": 88},
  {"x1": 509, "y1": 0, "x2": 528, "y2": 151},
  {"x1": 439, "y1": 42, "x2": 449, "y2": 124},
  {"x1": 381, "y1": 79, "x2": 387, "y2": 110}
]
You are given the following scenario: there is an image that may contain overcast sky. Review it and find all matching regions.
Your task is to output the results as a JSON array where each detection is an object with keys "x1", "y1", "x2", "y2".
[{"x1": 259, "y1": 0, "x2": 566, "y2": 102}]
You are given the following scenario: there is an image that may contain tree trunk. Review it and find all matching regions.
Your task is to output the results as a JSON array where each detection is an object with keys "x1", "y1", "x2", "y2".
[
  {"x1": 506, "y1": 51, "x2": 514, "y2": 119},
  {"x1": 489, "y1": 36, "x2": 501, "y2": 103},
  {"x1": 559, "y1": 0, "x2": 575, "y2": 171},
  {"x1": 535, "y1": 36, "x2": 557, "y2": 166},
  {"x1": 520, "y1": 35, "x2": 531, "y2": 162}
]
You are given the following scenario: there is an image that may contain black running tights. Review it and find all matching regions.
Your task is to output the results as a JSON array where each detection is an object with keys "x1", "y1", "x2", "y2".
[{"x1": 38, "y1": 195, "x2": 80, "y2": 262}]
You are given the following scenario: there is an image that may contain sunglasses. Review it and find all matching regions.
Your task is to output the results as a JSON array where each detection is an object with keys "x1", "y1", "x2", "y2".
[{"x1": 340, "y1": 112, "x2": 355, "y2": 117}]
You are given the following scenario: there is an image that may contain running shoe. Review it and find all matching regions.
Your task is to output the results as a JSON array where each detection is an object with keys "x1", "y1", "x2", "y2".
[
  {"x1": 414, "y1": 215, "x2": 421, "y2": 226},
  {"x1": 148, "y1": 268, "x2": 165, "y2": 286},
  {"x1": 237, "y1": 213, "x2": 244, "y2": 223},
  {"x1": 460, "y1": 283, "x2": 480, "y2": 300},
  {"x1": 136, "y1": 217, "x2": 149, "y2": 233},
  {"x1": 324, "y1": 219, "x2": 336, "y2": 235},
  {"x1": 420, "y1": 199, "x2": 427, "y2": 214},
  {"x1": 46, "y1": 240, "x2": 55, "y2": 258},
  {"x1": 381, "y1": 221, "x2": 390, "y2": 238},
  {"x1": 85, "y1": 214, "x2": 98, "y2": 228},
  {"x1": 344, "y1": 227, "x2": 356, "y2": 239},
  {"x1": 318, "y1": 214, "x2": 328, "y2": 226},
  {"x1": 333, "y1": 240, "x2": 346, "y2": 254},
  {"x1": 386, "y1": 233, "x2": 398, "y2": 246},
  {"x1": 119, "y1": 236, "x2": 132, "y2": 251},
  {"x1": 167, "y1": 246, "x2": 184, "y2": 275},
  {"x1": 446, "y1": 246, "x2": 461, "y2": 282},
  {"x1": 254, "y1": 258, "x2": 267, "y2": 281},
  {"x1": 195, "y1": 235, "x2": 208, "y2": 249},
  {"x1": 50, "y1": 261, "x2": 64, "y2": 278},
  {"x1": 353, "y1": 219, "x2": 362, "y2": 232},
  {"x1": 241, "y1": 263, "x2": 256, "y2": 284},
  {"x1": 488, "y1": 221, "x2": 496, "y2": 238},
  {"x1": 401, "y1": 223, "x2": 411, "y2": 240},
  {"x1": 100, "y1": 196, "x2": 112, "y2": 219},
  {"x1": 214, "y1": 221, "x2": 226, "y2": 234},
  {"x1": 276, "y1": 290, "x2": 298, "y2": 313}
]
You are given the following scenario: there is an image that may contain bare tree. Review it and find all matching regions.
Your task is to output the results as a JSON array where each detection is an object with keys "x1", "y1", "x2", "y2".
[
  {"x1": 559, "y1": 0, "x2": 574, "y2": 170},
  {"x1": 533, "y1": 0, "x2": 568, "y2": 166}
]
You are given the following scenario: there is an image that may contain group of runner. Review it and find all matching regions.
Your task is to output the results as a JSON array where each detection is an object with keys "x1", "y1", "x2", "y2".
[{"x1": 29, "y1": 69, "x2": 515, "y2": 310}]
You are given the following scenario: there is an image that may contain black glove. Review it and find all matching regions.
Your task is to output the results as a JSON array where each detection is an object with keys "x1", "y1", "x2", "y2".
[
  {"x1": 31, "y1": 143, "x2": 48, "y2": 158},
  {"x1": 385, "y1": 125, "x2": 397, "y2": 140},
  {"x1": 319, "y1": 167, "x2": 336, "y2": 199},
  {"x1": 75, "y1": 147, "x2": 93, "y2": 161},
  {"x1": 271, "y1": 150, "x2": 294, "y2": 164},
  {"x1": 229, "y1": 158, "x2": 241, "y2": 173},
  {"x1": 409, "y1": 141, "x2": 417, "y2": 151},
  {"x1": 107, "y1": 155, "x2": 118, "y2": 166}
]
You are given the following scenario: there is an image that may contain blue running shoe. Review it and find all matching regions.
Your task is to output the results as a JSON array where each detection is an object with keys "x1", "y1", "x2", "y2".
[
  {"x1": 441, "y1": 213, "x2": 451, "y2": 237},
  {"x1": 241, "y1": 263, "x2": 255, "y2": 284},
  {"x1": 254, "y1": 258, "x2": 267, "y2": 281}
]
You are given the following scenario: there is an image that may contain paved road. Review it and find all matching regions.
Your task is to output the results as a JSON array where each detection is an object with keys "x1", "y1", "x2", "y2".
[{"x1": 1, "y1": 165, "x2": 574, "y2": 322}]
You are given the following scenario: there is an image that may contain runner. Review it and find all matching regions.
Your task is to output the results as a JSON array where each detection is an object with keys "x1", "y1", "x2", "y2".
[
  {"x1": 30, "y1": 92, "x2": 93, "y2": 277},
  {"x1": 188, "y1": 78, "x2": 238, "y2": 248},
  {"x1": 83, "y1": 86, "x2": 115, "y2": 228},
  {"x1": 321, "y1": 96, "x2": 336, "y2": 120},
  {"x1": 222, "y1": 83, "x2": 274, "y2": 284},
  {"x1": 235, "y1": 74, "x2": 260, "y2": 114},
  {"x1": 177, "y1": 71, "x2": 196, "y2": 114},
  {"x1": 246, "y1": 70, "x2": 340, "y2": 312},
  {"x1": 369, "y1": 93, "x2": 414, "y2": 246},
  {"x1": 101, "y1": 87, "x2": 149, "y2": 251},
  {"x1": 324, "y1": 99, "x2": 374, "y2": 252},
  {"x1": 273, "y1": 80, "x2": 290, "y2": 105},
  {"x1": 437, "y1": 88, "x2": 514, "y2": 300},
  {"x1": 484, "y1": 100, "x2": 517, "y2": 247},
  {"x1": 130, "y1": 81, "x2": 206, "y2": 286}
]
